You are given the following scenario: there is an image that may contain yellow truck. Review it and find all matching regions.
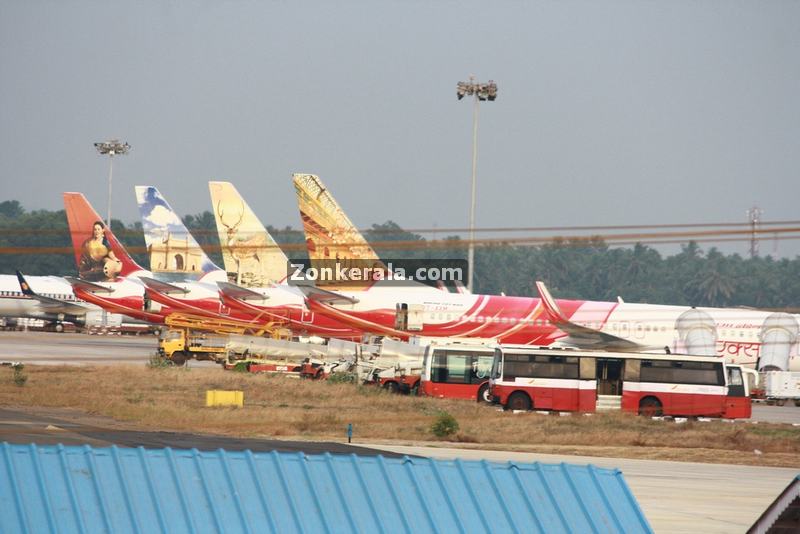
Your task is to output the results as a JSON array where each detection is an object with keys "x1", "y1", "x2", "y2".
[{"x1": 157, "y1": 327, "x2": 229, "y2": 365}]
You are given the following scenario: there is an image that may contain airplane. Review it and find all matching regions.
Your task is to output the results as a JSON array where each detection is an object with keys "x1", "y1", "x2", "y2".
[
  {"x1": 0, "y1": 270, "x2": 126, "y2": 331},
  {"x1": 289, "y1": 173, "x2": 800, "y2": 372},
  {"x1": 63, "y1": 189, "x2": 270, "y2": 327},
  {"x1": 62, "y1": 192, "x2": 167, "y2": 323},
  {"x1": 132, "y1": 184, "x2": 363, "y2": 339}
]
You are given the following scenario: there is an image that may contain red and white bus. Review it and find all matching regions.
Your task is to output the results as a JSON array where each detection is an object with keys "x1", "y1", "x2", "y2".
[
  {"x1": 419, "y1": 342, "x2": 497, "y2": 403},
  {"x1": 489, "y1": 346, "x2": 751, "y2": 418}
]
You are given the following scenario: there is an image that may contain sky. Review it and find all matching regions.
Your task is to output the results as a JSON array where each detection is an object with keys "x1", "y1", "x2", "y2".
[{"x1": 1, "y1": 1, "x2": 799, "y2": 257}]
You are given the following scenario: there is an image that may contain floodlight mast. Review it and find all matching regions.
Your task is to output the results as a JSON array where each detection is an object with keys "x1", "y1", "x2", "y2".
[
  {"x1": 94, "y1": 139, "x2": 131, "y2": 228},
  {"x1": 457, "y1": 77, "x2": 497, "y2": 293}
]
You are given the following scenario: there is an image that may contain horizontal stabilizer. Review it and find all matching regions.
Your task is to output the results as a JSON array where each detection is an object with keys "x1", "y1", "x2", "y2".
[
  {"x1": 138, "y1": 276, "x2": 189, "y2": 295},
  {"x1": 295, "y1": 283, "x2": 359, "y2": 305},
  {"x1": 64, "y1": 276, "x2": 115, "y2": 294},
  {"x1": 217, "y1": 281, "x2": 269, "y2": 301},
  {"x1": 535, "y1": 280, "x2": 644, "y2": 352},
  {"x1": 16, "y1": 271, "x2": 87, "y2": 313}
]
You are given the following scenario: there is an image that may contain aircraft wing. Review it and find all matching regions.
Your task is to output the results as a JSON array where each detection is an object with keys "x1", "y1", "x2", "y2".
[
  {"x1": 138, "y1": 276, "x2": 190, "y2": 295},
  {"x1": 535, "y1": 281, "x2": 647, "y2": 352},
  {"x1": 294, "y1": 283, "x2": 359, "y2": 305},
  {"x1": 16, "y1": 271, "x2": 88, "y2": 314},
  {"x1": 217, "y1": 281, "x2": 269, "y2": 301}
]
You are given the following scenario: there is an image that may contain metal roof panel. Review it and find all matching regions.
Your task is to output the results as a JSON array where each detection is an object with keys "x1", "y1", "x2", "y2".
[{"x1": 0, "y1": 442, "x2": 652, "y2": 534}]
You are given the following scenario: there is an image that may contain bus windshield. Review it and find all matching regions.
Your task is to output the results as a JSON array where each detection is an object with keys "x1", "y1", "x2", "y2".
[{"x1": 491, "y1": 349, "x2": 502, "y2": 379}]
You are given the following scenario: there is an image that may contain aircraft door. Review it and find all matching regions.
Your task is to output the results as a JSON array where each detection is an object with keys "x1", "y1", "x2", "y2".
[
  {"x1": 395, "y1": 303, "x2": 408, "y2": 330},
  {"x1": 619, "y1": 322, "x2": 630, "y2": 338},
  {"x1": 406, "y1": 304, "x2": 424, "y2": 331}
]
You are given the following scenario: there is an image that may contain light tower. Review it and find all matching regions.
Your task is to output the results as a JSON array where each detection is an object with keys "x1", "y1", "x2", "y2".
[
  {"x1": 94, "y1": 139, "x2": 131, "y2": 228},
  {"x1": 457, "y1": 76, "x2": 497, "y2": 292}
]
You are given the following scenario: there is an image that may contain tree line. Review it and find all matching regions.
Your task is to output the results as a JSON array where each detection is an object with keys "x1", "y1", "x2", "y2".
[{"x1": 1, "y1": 200, "x2": 798, "y2": 309}]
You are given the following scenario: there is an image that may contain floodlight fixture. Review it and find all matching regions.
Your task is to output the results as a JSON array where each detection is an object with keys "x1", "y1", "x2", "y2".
[{"x1": 94, "y1": 139, "x2": 131, "y2": 227}]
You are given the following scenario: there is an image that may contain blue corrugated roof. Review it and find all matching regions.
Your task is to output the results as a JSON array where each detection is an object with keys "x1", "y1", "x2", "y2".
[{"x1": 0, "y1": 442, "x2": 651, "y2": 534}]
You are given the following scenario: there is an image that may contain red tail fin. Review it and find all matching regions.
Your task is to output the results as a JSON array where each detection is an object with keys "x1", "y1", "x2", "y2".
[{"x1": 62, "y1": 192, "x2": 146, "y2": 281}]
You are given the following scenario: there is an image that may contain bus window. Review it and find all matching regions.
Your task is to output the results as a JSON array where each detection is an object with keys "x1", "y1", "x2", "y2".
[
  {"x1": 431, "y1": 350, "x2": 492, "y2": 384},
  {"x1": 580, "y1": 357, "x2": 596, "y2": 380},
  {"x1": 640, "y1": 360, "x2": 671, "y2": 383},
  {"x1": 474, "y1": 355, "x2": 494, "y2": 381},
  {"x1": 446, "y1": 354, "x2": 470, "y2": 383},
  {"x1": 623, "y1": 359, "x2": 641, "y2": 381},
  {"x1": 508, "y1": 355, "x2": 579, "y2": 380},
  {"x1": 431, "y1": 350, "x2": 448, "y2": 382},
  {"x1": 726, "y1": 366, "x2": 746, "y2": 397},
  {"x1": 641, "y1": 360, "x2": 723, "y2": 386},
  {"x1": 502, "y1": 353, "x2": 530, "y2": 381},
  {"x1": 676, "y1": 361, "x2": 724, "y2": 386}
]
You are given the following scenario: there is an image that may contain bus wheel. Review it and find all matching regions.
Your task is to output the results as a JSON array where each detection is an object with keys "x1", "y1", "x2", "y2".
[
  {"x1": 794, "y1": 399, "x2": 800, "y2": 407},
  {"x1": 170, "y1": 351, "x2": 187, "y2": 366},
  {"x1": 507, "y1": 392, "x2": 531, "y2": 411},
  {"x1": 477, "y1": 383, "x2": 492, "y2": 404},
  {"x1": 776, "y1": 399, "x2": 787, "y2": 407},
  {"x1": 638, "y1": 397, "x2": 663, "y2": 417},
  {"x1": 384, "y1": 381, "x2": 400, "y2": 394}
]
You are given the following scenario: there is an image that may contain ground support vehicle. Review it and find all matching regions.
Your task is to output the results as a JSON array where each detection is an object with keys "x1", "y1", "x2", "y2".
[
  {"x1": 761, "y1": 371, "x2": 800, "y2": 407},
  {"x1": 489, "y1": 346, "x2": 751, "y2": 418},
  {"x1": 158, "y1": 328, "x2": 228, "y2": 365},
  {"x1": 156, "y1": 313, "x2": 291, "y2": 365}
]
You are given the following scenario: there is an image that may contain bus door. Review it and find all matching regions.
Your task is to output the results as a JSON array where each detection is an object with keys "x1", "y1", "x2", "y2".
[
  {"x1": 596, "y1": 358, "x2": 623, "y2": 396},
  {"x1": 723, "y1": 365, "x2": 751, "y2": 419}
]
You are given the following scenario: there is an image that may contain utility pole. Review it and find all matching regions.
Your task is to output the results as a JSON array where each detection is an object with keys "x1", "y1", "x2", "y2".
[{"x1": 746, "y1": 205, "x2": 763, "y2": 259}]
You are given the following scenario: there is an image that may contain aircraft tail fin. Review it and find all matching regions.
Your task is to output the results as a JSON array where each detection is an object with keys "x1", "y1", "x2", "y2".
[
  {"x1": 16, "y1": 270, "x2": 35, "y2": 297},
  {"x1": 62, "y1": 192, "x2": 146, "y2": 281},
  {"x1": 293, "y1": 173, "x2": 386, "y2": 290},
  {"x1": 134, "y1": 186, "x2": 227, "y2": 283},
  {"x1": 209, "y1": 181, "x2": 288, "y2": 287}
]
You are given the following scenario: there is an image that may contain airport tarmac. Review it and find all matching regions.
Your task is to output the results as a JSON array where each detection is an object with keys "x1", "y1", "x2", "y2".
[
  {"x1": 2, "y1": 330, "x2": 800, "y2": 423},
  {"x1": 371, "y1": 444, "x2": 799, "y2": 533},
  {"x1": 0, "y1": 330, "x2": 218, "y2": 367},
  {"x1": 0, "y1": 407, "x2": 404, "y2": 457}
]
